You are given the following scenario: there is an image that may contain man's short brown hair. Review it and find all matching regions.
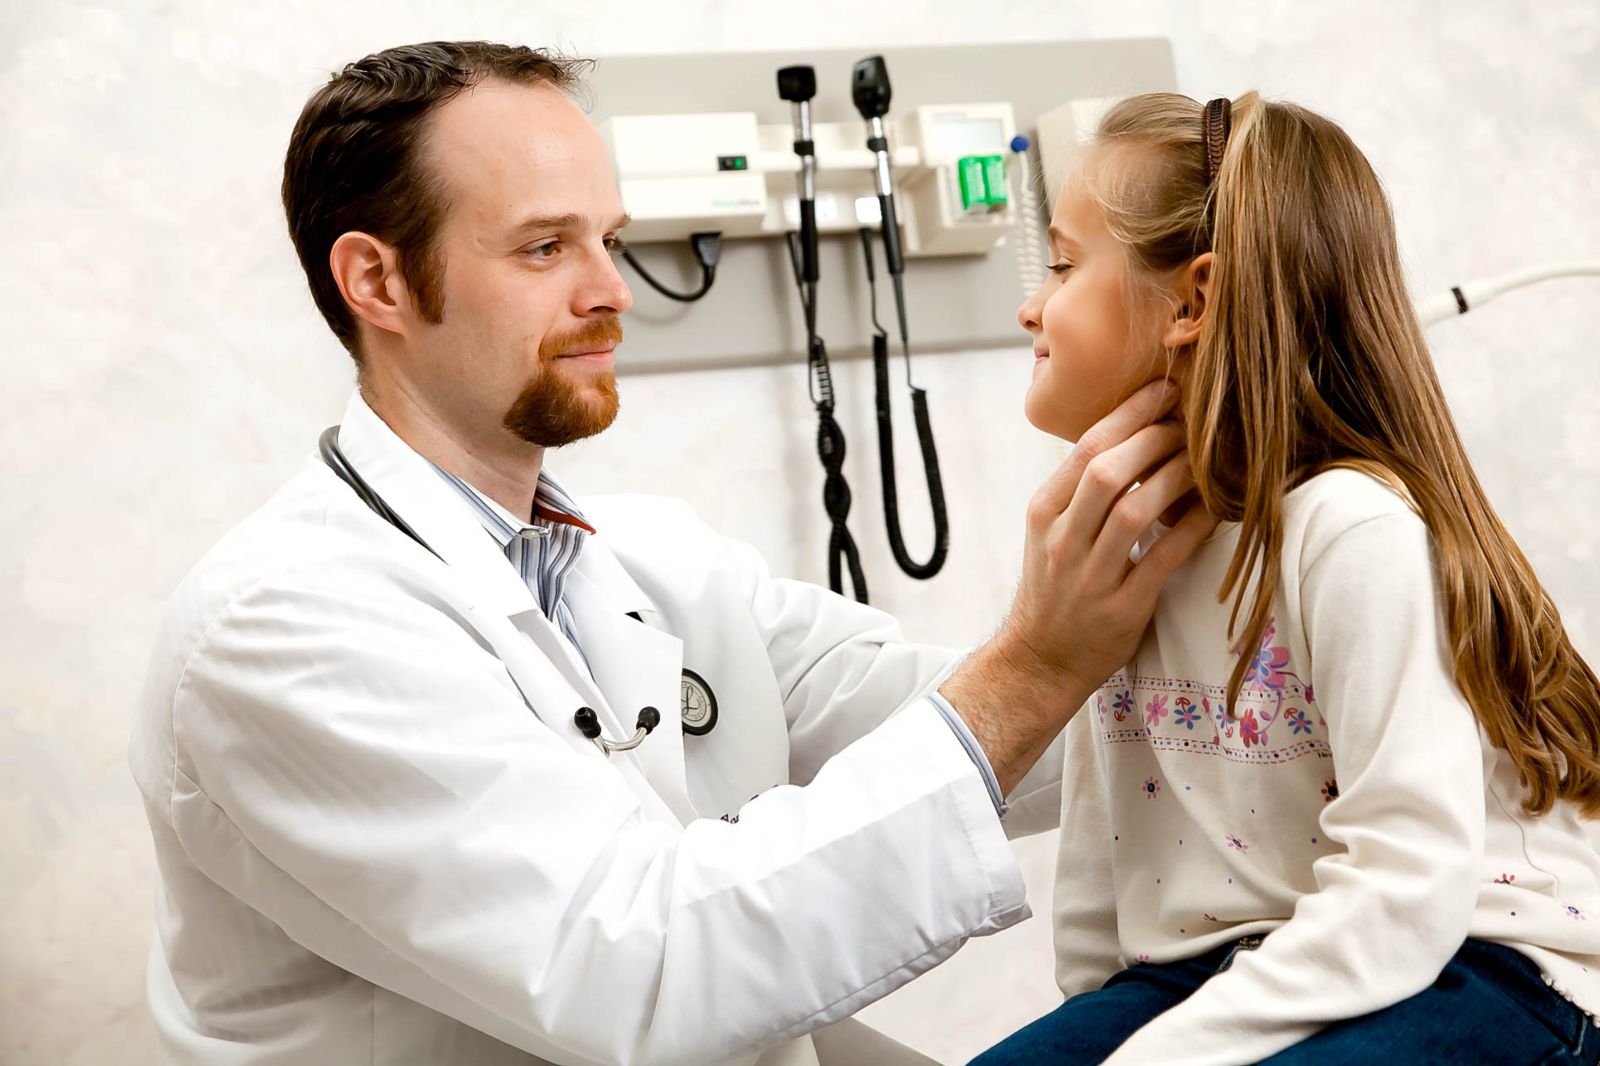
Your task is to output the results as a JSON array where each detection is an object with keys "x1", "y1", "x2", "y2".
[{"x1": 281, "y1": 42, "x2": 592, "y2": 360}]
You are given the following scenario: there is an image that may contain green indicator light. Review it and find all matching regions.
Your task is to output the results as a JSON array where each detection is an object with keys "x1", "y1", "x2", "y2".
[
  {"x1": 981, "y1": 155, "x2": 1008, "y2": 208},
  {"x1": 957, "y1": 156, "x2": 987, "y2": 214}
]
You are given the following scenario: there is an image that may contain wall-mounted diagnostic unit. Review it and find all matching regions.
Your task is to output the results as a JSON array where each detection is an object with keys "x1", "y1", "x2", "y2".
[
  {"x1": 601, "y1": 100, "x2": 1022, "y2": 256},
  {"x1": 582, "y1": 40, "x2": 1179, "y2": 372}
]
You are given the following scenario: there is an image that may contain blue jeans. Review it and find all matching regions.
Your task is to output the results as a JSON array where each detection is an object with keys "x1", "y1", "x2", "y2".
[{"x1": 970, "y1": 938, "x2": 1600, "y2": 1065}]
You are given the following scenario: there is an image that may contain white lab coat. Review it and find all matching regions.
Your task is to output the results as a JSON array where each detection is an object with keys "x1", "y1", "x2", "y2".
[{"x1": 130, "y1": 393, "x2": 1063, "y2": 1066}]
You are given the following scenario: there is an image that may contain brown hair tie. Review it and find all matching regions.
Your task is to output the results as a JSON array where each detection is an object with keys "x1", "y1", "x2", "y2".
[{"x1": 1202, "y1": 97, "x2": 1233, "y2": 186}]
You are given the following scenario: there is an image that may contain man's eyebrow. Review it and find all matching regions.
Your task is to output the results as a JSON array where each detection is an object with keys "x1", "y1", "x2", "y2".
[{"x1": 510, "y1": 212, "x2": 632, "y2": 237}]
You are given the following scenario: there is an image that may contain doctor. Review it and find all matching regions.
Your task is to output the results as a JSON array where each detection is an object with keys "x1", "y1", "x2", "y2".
[{"x1": 130, "y1": 41, "x2": 1213, "y2": 1066}]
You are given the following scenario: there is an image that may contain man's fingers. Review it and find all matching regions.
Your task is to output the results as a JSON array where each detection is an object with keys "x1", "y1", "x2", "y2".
[
  {"x1": 1083, "y1": 449, "x2": 1195, "y2": 576},
  {"x1": 1057, "y1": 421, "x2": 1186, "y2": 552},
  {"x1": 1123, "y1": 498, "x2": 1220, "y2": 606},
  {"x1": 1077, "y1": 379, "x2": 1182, "y2": 465},
  {"x1": 1030, "y1": 380, "x2": 1180, "y2": 520}
]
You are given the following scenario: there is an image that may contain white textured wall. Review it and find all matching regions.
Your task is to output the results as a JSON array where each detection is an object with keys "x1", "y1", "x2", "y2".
[{"x1": 4, "y1": 3, "x2": 1597, "y2": 1063}]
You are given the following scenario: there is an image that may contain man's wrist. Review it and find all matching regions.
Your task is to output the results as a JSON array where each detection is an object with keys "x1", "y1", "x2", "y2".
[{"x1": 938, "y1": 637, "x2": 1094, "y2": 796}]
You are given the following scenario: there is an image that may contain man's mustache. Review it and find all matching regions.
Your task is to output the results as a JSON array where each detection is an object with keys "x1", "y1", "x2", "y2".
[{"x1": 539, "y1": 317, "x2": 623, "y2": 360}]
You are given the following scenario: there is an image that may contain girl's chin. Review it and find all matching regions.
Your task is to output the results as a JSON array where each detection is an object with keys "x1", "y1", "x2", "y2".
[{"x1": 1023, "y1": 395, "x2": 1088, "y2": 443}]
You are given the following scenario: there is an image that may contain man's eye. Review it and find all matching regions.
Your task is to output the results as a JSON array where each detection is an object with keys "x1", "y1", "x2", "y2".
[{"x1": 525, "y1": 242, "x2": 560, "y2": 259}]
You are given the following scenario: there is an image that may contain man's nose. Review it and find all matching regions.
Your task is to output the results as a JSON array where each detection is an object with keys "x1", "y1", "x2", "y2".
[{"x1": 581, "y1": 244, "x2": 633, "y2": 316}]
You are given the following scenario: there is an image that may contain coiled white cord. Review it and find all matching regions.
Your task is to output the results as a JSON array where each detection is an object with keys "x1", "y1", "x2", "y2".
[{"x1": 1009, "y1": 135, "x2": 1049, "y2": 301}]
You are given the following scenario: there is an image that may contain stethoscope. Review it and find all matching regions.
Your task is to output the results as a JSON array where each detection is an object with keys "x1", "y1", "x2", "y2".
[{"x1": 317, "y1": 426, "x2": 718, "y2": 755}]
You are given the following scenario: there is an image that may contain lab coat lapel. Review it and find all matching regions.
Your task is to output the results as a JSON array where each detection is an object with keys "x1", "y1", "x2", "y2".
[
  {"x1": 334, "y1": 394, "x2": 535, "y2": 618},
  {"x1": 564, "y1": 539, "x2": 697, "y2": 825},
  {"x1": 332, "y1": 395, "x2": 636, "y2": 758}
]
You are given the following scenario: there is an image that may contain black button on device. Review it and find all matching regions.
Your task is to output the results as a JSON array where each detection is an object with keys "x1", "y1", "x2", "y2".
[{"x1": 716, "y1": 155, "x2": 748, "y2": 172}]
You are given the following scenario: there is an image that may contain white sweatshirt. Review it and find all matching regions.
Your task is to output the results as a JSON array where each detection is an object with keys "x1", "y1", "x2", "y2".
[{"x1": 1053, "y1": 468, "x2": 1600, "y2": 1065}]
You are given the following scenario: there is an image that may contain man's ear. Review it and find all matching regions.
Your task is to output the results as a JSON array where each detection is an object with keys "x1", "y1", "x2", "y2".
[
  {"x1": 329, "y1": 231, "x2": 413, "y2": 341},
  {"x1": 1162, "y1": 251, "x2": 1215, "y2": 349}
]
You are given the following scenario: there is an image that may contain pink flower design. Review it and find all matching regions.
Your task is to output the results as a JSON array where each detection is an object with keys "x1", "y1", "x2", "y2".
[
  {"x1": 1321, "y1": 779, "x2": 1339, "y2": 803},
  {"x1": 1142, "y1": 776, "x2": 1161, "y2": 800},
  {"x1": 1145, "y1": 695, "x2": 1169, "y2": 729},
  {"x1": 1202, "y1": 913, "x2": 1220, "y2": 922},
  {"x1": 1494, "y1": 873, "x2": 1515, "y2": 885},
  {"x1": 1568, "y1": 905, "x2": 1587, "y2": 921},
  {"x1": 1238, "y1": 708, "x2": 1266, "y2": 748},
  {"x1": 1245, "y1": 620, "x2": 1292, "y2": 690},
  {"x1": 1226, "y1": 834, "x2": 1248, "y2": 853},
  {"x1": 1134, "y1": 953, "x2": 1152, "y2": 964}
]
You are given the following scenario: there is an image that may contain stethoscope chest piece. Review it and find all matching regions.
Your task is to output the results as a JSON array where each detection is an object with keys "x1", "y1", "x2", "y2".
[{"x1": 680, "y1": 668, "x2": 719, "y2": 736}]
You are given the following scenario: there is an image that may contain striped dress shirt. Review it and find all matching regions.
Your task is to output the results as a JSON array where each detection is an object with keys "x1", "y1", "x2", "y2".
[{"x1": 430, "y1": 464, "x2": 596, "y2": 674}]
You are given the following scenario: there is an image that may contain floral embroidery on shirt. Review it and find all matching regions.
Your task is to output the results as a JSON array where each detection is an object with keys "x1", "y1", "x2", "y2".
[
  {"x1": 1239, "y1": 708, "x2": 1269, "y2": 748},
  {"x1": 1226, "y1": 834, "x2": 1249, "y2": 853},
  {"x1": 1094, "y1": 616, "x2": 1328, "y2": 767},
  {"x1": 1241, "y1": 617, "x2": 1314, "y2": 721},
  {"x1": 1143, "y1": 776, "x2": 1161, "y2": 800},
  {"x1": 1495, "y1": 873, "x2": 1516, "y2": 885},
  {"x1": 1246, "y1": 622, "x2": 1294, "y2": 691},
  {"x1": 1322, "y1": 779, "x2": 1339, "y2": 803},
  {"x1": 1568, "y1": 905, "x2": 1587, "y2": 921}
]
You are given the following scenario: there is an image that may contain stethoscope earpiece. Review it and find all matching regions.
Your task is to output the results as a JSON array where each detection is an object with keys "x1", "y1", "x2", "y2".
[
  {"x1": 575, "y1": 705, "x2": 660, "y2": 754},
  {"x1": 318, "y1": 429, "x2": 703, "y2": 761}
]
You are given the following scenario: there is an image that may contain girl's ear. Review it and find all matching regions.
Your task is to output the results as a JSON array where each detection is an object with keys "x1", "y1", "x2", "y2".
[{"x1": 1163, "y1": 252, "x2": 1215, "y2": 348}]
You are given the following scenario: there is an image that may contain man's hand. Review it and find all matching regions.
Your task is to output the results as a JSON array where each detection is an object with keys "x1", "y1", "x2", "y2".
[{"x1": 942, "y1": 381, "x2": 1218, "y2": 796}]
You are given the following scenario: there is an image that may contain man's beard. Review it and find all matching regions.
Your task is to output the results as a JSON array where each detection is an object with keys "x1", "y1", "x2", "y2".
[{"x1": 503, "y1": 316, "x2": 623, "y2": 447}]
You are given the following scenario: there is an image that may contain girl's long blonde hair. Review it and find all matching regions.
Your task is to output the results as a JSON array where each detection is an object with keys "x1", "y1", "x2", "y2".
[{"x1": 1087, "y1": 91, "x2": 1600, "y2": 815}]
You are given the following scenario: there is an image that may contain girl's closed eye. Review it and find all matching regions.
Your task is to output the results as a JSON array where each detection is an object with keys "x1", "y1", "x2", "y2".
[{"x1": 1049, "y1": 260, "x2": 1074, "y2": 276}]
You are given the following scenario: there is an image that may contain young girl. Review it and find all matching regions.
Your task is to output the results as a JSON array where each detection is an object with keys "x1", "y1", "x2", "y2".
[{"x1": 973, "y1": 92, "x2": 1600, "y2": 1065}]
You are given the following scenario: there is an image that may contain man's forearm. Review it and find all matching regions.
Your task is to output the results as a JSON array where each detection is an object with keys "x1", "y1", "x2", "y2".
[{"x1": 938, "y1": 638, "x2": 1095, "y2": 797}]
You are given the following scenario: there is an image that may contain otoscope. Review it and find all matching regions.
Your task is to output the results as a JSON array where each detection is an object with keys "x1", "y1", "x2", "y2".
[
  {"x1": 851, "y1": 55, "x2": 949, "y2": 580},
  {"x1": 778, "y1": 65, "x2": 820, "y2": 288},
  {"x1": 778, "y1": 64, "x2": 868, "y2": 603}
]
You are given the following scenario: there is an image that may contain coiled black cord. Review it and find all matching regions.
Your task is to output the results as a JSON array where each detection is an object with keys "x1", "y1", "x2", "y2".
[
  {"x1": 859, "y1": 228, "x2": 949, "y2": 580},
  {"x1": 786, "y1": 231, "x2": 868, "y2": 603}
]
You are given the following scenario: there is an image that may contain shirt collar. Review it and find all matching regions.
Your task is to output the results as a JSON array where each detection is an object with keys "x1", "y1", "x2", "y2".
[{"x1": 429, "y1": 465, "x2": 595, "y2": 550}]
